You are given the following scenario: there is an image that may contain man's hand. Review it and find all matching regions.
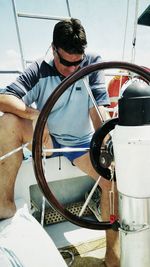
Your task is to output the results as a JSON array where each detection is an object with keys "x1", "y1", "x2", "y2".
[{"x1": 90, "y1": 106, "x2": 110, "y2": 130}]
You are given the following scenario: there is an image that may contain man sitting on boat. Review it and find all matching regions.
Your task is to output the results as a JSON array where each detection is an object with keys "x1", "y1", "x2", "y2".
[{"x1": 0, "y1": 18, "x2": 119, "y2": 267}]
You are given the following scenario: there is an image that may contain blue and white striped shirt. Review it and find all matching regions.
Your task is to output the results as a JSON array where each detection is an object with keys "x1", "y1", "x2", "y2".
[{"x1": 1, "y1": 52, "x2": 110, "y2": 145}]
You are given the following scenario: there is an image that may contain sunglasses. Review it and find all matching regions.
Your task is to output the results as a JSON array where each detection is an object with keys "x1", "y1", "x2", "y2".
[{"x1": 55, "y1": 48, "x2": 85, "y2": 67}]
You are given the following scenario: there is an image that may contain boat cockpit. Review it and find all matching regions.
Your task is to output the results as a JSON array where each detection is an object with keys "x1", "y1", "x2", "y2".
[{"x1": 0, "y1": 1, "x2": 150, "y2": 267}]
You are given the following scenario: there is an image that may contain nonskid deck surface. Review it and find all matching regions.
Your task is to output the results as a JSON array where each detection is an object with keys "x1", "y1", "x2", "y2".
[
  {"x1": 60, "y1": 234, "x2": 106, "y2": 267},
  {"x1": 64, "y1": 247, "x2": 106, "y2": 267}
]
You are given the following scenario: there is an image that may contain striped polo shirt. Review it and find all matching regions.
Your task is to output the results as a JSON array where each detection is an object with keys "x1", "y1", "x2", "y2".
[{"x1": 1, "y1": 52, "x2": 110, "y2": 145}]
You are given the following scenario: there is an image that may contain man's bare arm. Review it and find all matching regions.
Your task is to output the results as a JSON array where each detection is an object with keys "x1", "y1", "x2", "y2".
[
  {"x1": 0, "y1": 94, "x2": 39, "y2": 120},
  {"x1": 0, "y1": 94, "x2": 53, "y2": 150},
  {"x1": 89, "y1": 106, "x2": 110, "y2": 130}
]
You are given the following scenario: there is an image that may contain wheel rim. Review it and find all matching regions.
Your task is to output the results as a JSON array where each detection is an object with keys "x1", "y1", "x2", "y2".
[{"x1": 32, "y1": 61, "x2": 150, "y2": 230}]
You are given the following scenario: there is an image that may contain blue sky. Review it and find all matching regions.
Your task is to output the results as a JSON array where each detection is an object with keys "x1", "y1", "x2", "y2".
[{"x1": 0, "y1": 0, "x2": 149, "y2": 85}]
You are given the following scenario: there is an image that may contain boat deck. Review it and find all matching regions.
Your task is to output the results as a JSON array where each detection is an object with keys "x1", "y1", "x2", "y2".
[
  {"x1": 45, "y1": 220, "x2": 106, "y2": 266},
  {"x1": 0, "y1": 201, "x2": 106, "y2": 267},
  {"x1": 0, "y1": 154, "x2": 107, "y2": 266},
  {"x1": 65, "y1": 247, "x2": 106, "y2": 266}
]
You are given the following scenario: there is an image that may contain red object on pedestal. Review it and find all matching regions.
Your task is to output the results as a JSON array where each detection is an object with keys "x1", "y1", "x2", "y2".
[{"x1": 108, "y1": 75, "x2": 129, "y2": 117}]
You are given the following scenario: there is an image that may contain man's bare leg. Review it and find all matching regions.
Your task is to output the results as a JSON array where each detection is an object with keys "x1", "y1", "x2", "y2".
[
  {"x1": 100, "y1": 179, "x2": 119, "y2": 267},
  {"x1": 0, "y1": 113, "x2": 32, "y2": 219},
  {"x1": 74, "y1": 152, "x2": 120, "y2": 267}
]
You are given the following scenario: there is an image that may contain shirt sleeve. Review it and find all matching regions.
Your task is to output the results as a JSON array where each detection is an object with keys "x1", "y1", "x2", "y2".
[
  {"x1": 0, "y1": 60, "x2": 41, "y2": 105},
  {"x1": 82, "y1": 53, "x2": 110, "y2": 108}
]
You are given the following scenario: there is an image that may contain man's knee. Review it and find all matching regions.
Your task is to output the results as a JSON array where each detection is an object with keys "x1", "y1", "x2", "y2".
[
  {"x1": 0, "y1": 113, "x2": 32, "y2": 143},
  {"x1": 0, "y1": 113, "x2": 21, "y2": 130}
]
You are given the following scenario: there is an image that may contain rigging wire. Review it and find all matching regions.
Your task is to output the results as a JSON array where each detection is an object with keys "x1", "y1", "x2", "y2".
[
  {"x1": 66, "y1": 0, "x2": 72, "y2": 17},
  {"x1": 131, "y1": 0, "x2": 139, "y2": 63},
  {"x1": 122, "y1": 0, "x2": 130, "y2": 61},
  {"x1": 11, "y1": 0, "x2": 25, "y2": 70},
  {"x1": 116, "y1": 0, "x2": 130, "y2": 117}
]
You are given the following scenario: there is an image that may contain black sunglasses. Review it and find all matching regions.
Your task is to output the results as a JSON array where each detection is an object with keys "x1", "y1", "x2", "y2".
[{"x1": 55, "y1": 48, "x2": 85, "y2": 67}]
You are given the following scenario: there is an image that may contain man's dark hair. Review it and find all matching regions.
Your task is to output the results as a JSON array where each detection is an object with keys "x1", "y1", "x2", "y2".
[{"x1": 53, "y1": 18, "x2": 87, "y2": 54}]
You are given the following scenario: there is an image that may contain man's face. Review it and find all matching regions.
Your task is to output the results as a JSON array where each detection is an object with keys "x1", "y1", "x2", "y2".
[{"x1": 53, "y1": 47, "x2": 84, "y2": 77}]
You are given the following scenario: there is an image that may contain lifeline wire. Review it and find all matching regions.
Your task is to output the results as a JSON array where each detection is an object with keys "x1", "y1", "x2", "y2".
[{"x1": 0, "y1": 142, "x2": 31, "y2": 161}]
